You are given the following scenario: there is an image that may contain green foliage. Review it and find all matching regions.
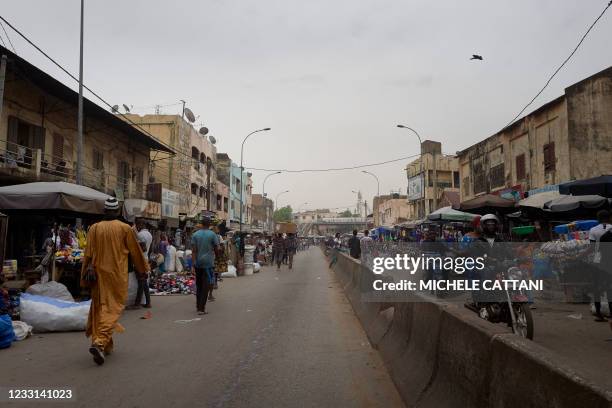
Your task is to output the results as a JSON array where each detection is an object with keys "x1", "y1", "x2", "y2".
[
  {"x1": 339, "y1": 209, "x2": 353, "y2": 217},
  {"x1": 274, "y1": 206, "x2": 293, "y2": 222}
]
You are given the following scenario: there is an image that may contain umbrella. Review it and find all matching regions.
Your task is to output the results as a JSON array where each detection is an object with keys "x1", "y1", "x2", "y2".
[
  {"x1": 428, "y1": 206, "x2": 477, "y2": 222},
  {"x1": 518, "y1": 191, "x2": 561, "y2": 209},
  {"x1": 0, "y1": 181, "x2": 112, "y2": 214},
  {"x1": 456, "y1": 194, "x2": 516, "y2": 214},
  {"x1": 543, "y1": 194, "x2": 610, "y2": 212},
  {"x1": 559, "y1": 175, "x2": 612, "y2": 198}
]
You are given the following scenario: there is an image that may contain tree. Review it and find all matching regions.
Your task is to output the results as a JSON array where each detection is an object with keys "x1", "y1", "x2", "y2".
[
  {"x1": 274, "y1": 206, "x2": 293, "y2": 222},
  {"x1": 339, "y1": 209, "x2": 353, "y2": 217}
]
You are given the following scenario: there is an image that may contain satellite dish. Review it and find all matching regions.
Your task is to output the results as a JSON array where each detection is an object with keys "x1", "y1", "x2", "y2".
[
  {"x1": 209, "y1": 135, "x2": 217, "y2": 145},
  {"x1": 111, "y1": 105, "x2": 119, "y2": 113},
  {"x1": 122, "y1": 104, "x2": 131, "y2": 113},
  {"x1": 184, "y1": 108, "x2": 196, "y2": 123},
  {"x1": 247, "y1": 172, "x2": 253, "y2": 177},
  {"x1": 199, "y1": 127, "x2": 209, "y2": 136}
]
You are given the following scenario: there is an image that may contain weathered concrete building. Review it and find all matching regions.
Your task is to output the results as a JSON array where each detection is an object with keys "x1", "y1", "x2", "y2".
[
  {"x1": 216, "y1": 153, "x2": 252, "y2": 229},
  {"x1": 458, "y1": 66, "x2": 612, "y2": 202},
  {"x1": 125, "y1": 113, "x2": 217, "y2": 218},
  {"x1": 405, "y1": 141, "x2": 460, "y2": 219},
  {"x1": 251, "y1": 193, "x2": 274, "y2": 232},
  {"x1": 377, "y1": 194, "x2": 410, "y2": 227},
  {"x1": 215, "y1": 181, "x2": 230, "y2": 223},
  {"x1": 0, "y1": 46, "x2": 171, "y2": 199}
]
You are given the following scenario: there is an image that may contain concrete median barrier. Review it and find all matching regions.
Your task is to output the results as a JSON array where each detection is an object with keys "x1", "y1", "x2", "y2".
[{"x1": 330, "y1": 251, "x2": 612, "y2": 408}]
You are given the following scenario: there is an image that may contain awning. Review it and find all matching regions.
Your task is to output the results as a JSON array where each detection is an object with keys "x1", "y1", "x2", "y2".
[
  {"x1": 559, "y1": 175, "x2": 612, "y2": 198},
  {"x1": 456, "y1": 194, "x2": 516, "y2": 214},
  {"x1": 427, "y1": 206, "x2": 478, "y2": 222},
  {"x1": 122, "y1": 199, "x2": 161, "y2": 222},
  {"x1": 543, "y1": 194, "x2": 610, "y2": 212},
  {"x1": 518, "y1": 190, "x2": 561, "y2": 209},
  {"x1": 0, "y1": 181, "x2": 111, "y2": 214}
]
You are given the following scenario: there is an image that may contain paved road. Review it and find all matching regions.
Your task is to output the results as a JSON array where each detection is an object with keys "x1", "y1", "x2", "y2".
[{"x1": 2, "y1": 247, "x2": 404, "y2": 408}]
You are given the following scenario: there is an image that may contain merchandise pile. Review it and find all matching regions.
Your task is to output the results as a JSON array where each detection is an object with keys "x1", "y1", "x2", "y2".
[
  {"x1": 150, "y1": 272, "x2": 195, "y2": 295},
  {"x1": 55, "y1": 247, "x2": 84, "y2": 264}
]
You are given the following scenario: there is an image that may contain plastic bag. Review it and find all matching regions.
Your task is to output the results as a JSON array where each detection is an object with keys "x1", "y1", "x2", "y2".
[
  {"x1": 0, "y1": 314, "x2": 15, "y2": 348},
  {"x1": 221, "y1": 265, "x2": 237, "y2": 278},
  {"x1": 12, "y1": 321, "x2": 32, "y2": 341},
  {"x1": 26, "y1": 281, "x2": 74, "y2": 302},
  {"x1": 253, "y1": 262, "x2": 261, "y2": 273},
  {"x1": 19, "y1": 293, "x2": 90, "y2": 332}
]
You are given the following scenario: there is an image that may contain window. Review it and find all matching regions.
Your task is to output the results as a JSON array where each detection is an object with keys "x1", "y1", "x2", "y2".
[
  {"x1": 224, "y1": 197, "x2": 229, "y2": 212},
  {"x1": 231, "y1": 200, "x2": 235, "y2": 211},
  {"x1": 235, "y1": 177, "x2": 241, "y2": 194},
  {"x1": 133, "y1": 167, "x2": 144, "y2": 197},
  {"x1": 7, "y1": 116, "x2": 45, "y2": 166},
  {"x1": 191, "y1": 183, "x2": 198, "y2": 195},
  {"x1": 199, "y1": 186, "x2": 206, "y2": 198},
  {"x1": 216, "y1": 194, "x2": 222, "y2": 211},
  {"x1": 117, "y1": 161, "x2": 129, "y2": 193},
  {"x1": 200, "y1": 152, "x2": 206, "y2": 164},
  {"x1": 52, "y1": 133, "x2": 64, "y2": 164},
  {"x1": 453, "y1": 171, "x2": 460, "y2": 188},
  {"x1": 515, "y1": 154, "x2": 526, "y2": 181},
  {"x1": 191, "y1": 147, "x2": 200, "y2": 170},
  {"x1": 543, "y1": 142, "x2": 555, "y2": 172},
  {"x1": 93, "y1": 148, "x2": 104, "y2": 170},
  {"x1": 490, "y1": 163, "x2": 505, "y2": 188}
]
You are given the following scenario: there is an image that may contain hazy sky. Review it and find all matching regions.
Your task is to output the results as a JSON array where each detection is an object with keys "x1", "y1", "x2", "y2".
[{"x1": 3, "y1": 1, "x2": 611, "y2": 213}]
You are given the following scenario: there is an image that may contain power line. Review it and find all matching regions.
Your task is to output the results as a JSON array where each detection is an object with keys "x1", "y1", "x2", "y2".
[
  {"x1": 0, "y1": 31, "x2": 6, "y2": 48},
  {"x1": 503, "y1": 0, "x2": 612, "y2": 130},
  {"x1": 0, "y1": 21, "x2": 16, "y2": 53}
]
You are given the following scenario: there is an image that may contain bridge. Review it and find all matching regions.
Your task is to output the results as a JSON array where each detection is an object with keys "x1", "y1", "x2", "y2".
[{"x1": 298, "y1": 217, "x2": 368, "y2": 236}]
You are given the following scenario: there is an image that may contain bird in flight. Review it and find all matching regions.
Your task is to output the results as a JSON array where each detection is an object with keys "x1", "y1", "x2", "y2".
[{"x1": 470, "y1": 54, "x2": 483, "y2": 61}]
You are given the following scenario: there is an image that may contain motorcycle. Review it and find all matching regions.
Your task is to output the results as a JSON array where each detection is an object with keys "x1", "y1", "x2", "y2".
[{"x1": 465, "y1": 265, "x2": 534, "y2": 340}]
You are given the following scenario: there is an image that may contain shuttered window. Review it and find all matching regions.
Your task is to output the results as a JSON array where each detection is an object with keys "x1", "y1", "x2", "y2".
[
  {"x1": 515, "y1": 154, "x2": 526, "y2": 180},
  {"x1": 52, "y1": 134, "x2": 64, "y2": 164},
  {"x1": 93, "y1": 149, "x2": 104, "y2": 170},
  {"x1": 543, "y1": 143, "x2": 555, "y2": 172}
]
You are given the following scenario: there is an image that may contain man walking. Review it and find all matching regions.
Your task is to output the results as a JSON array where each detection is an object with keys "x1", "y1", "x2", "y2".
[
  {"x1": 80, "y1": 197, "x2": 149, "y2": 366},
  {"x1": 285, "y1": 233, "x2": 298, "y2": 269},
  {"x1": 134, "y1": 219, "x2": 153, "y2": 309},
  {"x1": 348, "y1": 230, "x2": 361, "y2": 259},
  {"x1": 272, "y1": 233, "x2": 285, "y2": 271},
  {"x1": 191, "y1": 217, "x2": 219, "y2": 315}
]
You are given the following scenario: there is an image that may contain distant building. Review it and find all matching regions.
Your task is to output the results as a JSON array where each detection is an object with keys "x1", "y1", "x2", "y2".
[
  {"x1": 252, "y1": 194, "x2": 274, "y2": 232},
  {"x1": 215, "y1": 181, "x2": 230, "y2": 223},
  {"x1": 405, "y1": 140, "x2": 460, "y2": 219},
  {"x1": 216, "y1": 153, "x2": 252, "y2": 230},
  {"x1": 377, "y1": 195, "x2": 409, "y2": 227},
  {"x1": 458, "y1": 66, "x2": 612, "y2": 202}
]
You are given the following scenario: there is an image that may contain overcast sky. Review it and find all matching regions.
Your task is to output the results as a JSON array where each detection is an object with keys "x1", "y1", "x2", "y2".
[{"x1": 3, "y1": 0, "x2": 611, "y2": 213}]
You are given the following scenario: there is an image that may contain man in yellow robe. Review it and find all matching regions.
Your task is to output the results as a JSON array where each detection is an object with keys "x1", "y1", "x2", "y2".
[{"x1": 81, "y1": 197, "x2": 149, "y2": 365}]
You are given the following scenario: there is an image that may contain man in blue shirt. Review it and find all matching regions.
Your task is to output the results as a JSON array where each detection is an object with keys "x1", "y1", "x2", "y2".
[{"x1": 191, "y1": 217, "x2": 219, "y2": 315}]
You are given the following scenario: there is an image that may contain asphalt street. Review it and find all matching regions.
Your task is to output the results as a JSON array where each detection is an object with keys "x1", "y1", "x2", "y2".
[{"x1": 2, "y1": 247, "x2": 404, "y2": 408}]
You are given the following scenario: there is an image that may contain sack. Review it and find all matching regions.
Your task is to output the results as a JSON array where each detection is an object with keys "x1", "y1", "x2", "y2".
[
  {"x1": 253, "y1": 262, "x2": 261, "y2": 273},
  {"x1": 221, "y1": 265, "x2": 237, "y2": 278},
  {"x1": 19, "y1": 293, "x2": 90, "y2": 332},
  {"x1": 26, "y1": 281, "x2": 74, "y2": 302},
  {"x1": 12, "y1": 321, "x2": 32, "y2": 341},
  {"x1": 127, "y1": 272, "x2": 139, "y2": 306},
  {"x1": 0, "y1": 314, "x2": 15, "y2": 348}
]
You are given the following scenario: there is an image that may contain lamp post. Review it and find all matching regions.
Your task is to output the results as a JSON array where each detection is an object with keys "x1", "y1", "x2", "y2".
[
  {"x1": 240, "y1": 127, "x2": 271, "y2": 231},
  {"x1": 361, "y1": 170, "x2": 380, "y2": 197},
  {"x1": 397, "y1": 125, "x2": 424, "y2": 218},
  {"x1": 262, "y1": 171, "x2": 281, "y2": 232},
  {"x1": 275, "y1": 190, "x2": 290, "y2": 212}
]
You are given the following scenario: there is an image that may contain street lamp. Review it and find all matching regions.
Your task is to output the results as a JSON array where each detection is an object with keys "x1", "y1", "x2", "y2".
[
  {"x1": 240, "y1": 127, "x2": 271, "y2": 231},
  {"x1": 275, "y1": 190, "x2": 290, "y2": 211},
  {"x1": 397, "y1": 124, "x2": 424, "y2": 218},
  {"x1": 262, "y1": 171, "x2": 281, "y2": 198},
  {"x1": 361, "y1": 170, "x2": 380, "y2": 197}
]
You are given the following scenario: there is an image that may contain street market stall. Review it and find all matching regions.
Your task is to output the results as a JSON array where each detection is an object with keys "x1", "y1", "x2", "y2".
[{"x1": 456, "y1": 194, "x2": 517, "y2": 215}]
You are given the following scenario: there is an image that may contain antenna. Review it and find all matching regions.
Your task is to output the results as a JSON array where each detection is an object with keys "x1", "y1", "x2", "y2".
[{"x1": 184, "y1": 108, "x2": 196, "y2": 123}]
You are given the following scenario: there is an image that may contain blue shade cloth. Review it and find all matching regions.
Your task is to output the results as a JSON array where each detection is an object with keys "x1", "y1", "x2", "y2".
[{"x1": 0, "y1": 314, "x2": 15, "y2": 348}]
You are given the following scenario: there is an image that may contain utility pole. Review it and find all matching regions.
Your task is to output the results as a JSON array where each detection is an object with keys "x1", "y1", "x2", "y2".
[
  {"x1": 0, "y1": 55, "x2": 7, "y2": 119},
  {"x1": 76, "y1": 0, "x2": 84, "y2": 185}
]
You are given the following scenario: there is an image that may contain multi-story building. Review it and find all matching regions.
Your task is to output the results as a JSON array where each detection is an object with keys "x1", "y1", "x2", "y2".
[
  {"x1": 406, "y1": 140, "x2": 460, "y2": 219},
  {"x1": 0, "y1": 45, "x2": 172, "y2": 199},
  {"x1": 372, "y1": 195, "x2": 396, "y2": 227},
  {"x1": 378, "y1": 194, "x2": 410, "y2": 227},
  {"x1": 215, "y1": 181, "x2": 230, "y2": 223},
  {"x1": 125, "y1": 113, "x2": 217, "y2": 218},
  {"x1": 216, "y1": 153, "x2": 252, "y2": 230},
  {"x1": 458, "y1": 66, "x2": 612, "y2": 202},
  {"x1": 251, "y1": 193, "x2": 274, "y2": 232}
]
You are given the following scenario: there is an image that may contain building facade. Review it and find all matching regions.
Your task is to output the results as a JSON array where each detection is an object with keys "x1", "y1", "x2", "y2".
[
  {"x1": 216, "y1": 153, "x2": 252, "y2": 229},
  {"x1": 124, "y1": 113, "x2": 217, "y2": 218},
  {"x1": 251, "y1": 193, "x2": 274, "y2": 232},
  {"x1": 215, "y1": 181, "x2": 230, "y2": 223},
  {"x1": 377, "y1": 195, "x2": 410, "y2": 227},
  {"x1": 406, "y1": 140, "x2": 460, "y2": 219},
  {"x1": 458, "y1": 66, "x2": 612, "y2": 202},
  {"x1": 0, "y1": 46, "x2": 171, "y2": 199}
]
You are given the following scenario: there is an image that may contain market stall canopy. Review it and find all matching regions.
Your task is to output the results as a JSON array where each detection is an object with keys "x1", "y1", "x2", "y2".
[
  {"x1": 559, "y1": 175, "x2": 612, "y2": 198},
  {"x1": 456, "y1": 194, "x2": 516, "y2": 214},
  {"x1": 518, "y1": 191, "x2": 561, "y2": 209},
  {"x1": 543, "y1": 194, "x2": 610, "y2": 212},
  {"x1": 0, "y1": 182, "x2": 112, "y2": 214},
  {"x1": 427, "y1": 206, "x2": 478, "y2": 222}
]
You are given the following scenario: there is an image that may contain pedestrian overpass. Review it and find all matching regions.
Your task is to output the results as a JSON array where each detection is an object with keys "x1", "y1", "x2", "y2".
[{"x1": 298, "y1": 217, "x2": 368, "y2": 236}]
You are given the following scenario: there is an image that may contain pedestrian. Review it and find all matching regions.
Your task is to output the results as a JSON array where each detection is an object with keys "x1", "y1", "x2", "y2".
[
  {"x1": 80, "y1": 197, "x2": 149, "y2": 365},
  {"x1": 272, "y1": 232, "x2": 285, "y2": 270},
  {"x1": 589, "y1": 210, "x2": 611, "y2": 322},
  {"x1": 211, "y1": 227, "x2": 228, "y2": 301},
  {"x1": 133, "y1": 219, "x2": 153, "y2": 309},
  {"x1": 348, "y1": 230, "x2": 361, "y2": 259},
  {"x1": 158, "y1": 233, "x2": 169, "y2": 273},
  {"x1": 191, "y1": 217, "x2": 219, "y2": 315},
  {"x1": 360, "y1": 229, "x2": 373, "y2": 257},
  {"x1": 286, "y1": 233, "x2": 298, "y2": 269}
]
